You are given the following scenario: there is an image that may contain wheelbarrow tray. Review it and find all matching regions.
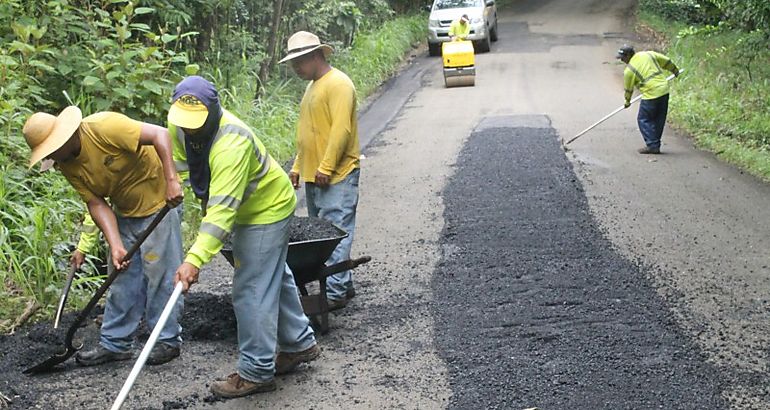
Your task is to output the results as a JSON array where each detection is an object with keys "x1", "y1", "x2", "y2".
[{"x1": 287, "y1": 225, "x2": 348, "y2": 286}]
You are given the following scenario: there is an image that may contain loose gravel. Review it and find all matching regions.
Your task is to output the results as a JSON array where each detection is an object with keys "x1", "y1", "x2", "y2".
[{"x1": 432, "y1": 117, "x2": 728, "y2": 409}]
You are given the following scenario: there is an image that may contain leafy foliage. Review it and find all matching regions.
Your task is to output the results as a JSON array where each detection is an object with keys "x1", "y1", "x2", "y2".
[{"x1": 0, "y1": 0, "x2": 424, "y2": 324}]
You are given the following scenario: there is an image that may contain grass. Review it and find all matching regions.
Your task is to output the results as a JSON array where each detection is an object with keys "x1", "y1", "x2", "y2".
[
  {"x1": 0, "y1": 13, "x2": 427, "y2": 327},
  {"x1": 639, "y1": 10, "x2": 770, "y2": 180}
]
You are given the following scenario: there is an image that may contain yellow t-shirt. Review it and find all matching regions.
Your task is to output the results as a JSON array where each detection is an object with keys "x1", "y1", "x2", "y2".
[
  {"x1": 291, "y1": 68, "x2": 360, "y2": 184},
  {"x1": 58, "y1": 112, "x2": 166, "y2": 217}
]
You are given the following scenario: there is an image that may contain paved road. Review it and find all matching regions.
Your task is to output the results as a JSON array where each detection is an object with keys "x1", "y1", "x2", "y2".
[{"x1": 6, "y1": 0, "x2": 770, "y2": 408}]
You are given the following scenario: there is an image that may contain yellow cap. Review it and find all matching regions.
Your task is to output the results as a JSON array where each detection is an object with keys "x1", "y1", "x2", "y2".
[{"x1": 168, "y1": 95, "x2": 208, "y2": 129}]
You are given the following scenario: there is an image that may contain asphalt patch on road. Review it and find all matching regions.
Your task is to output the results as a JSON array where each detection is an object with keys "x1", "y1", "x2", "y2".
[{"x1": 432, "y1": 115, "x2": 727, "y2": 409}]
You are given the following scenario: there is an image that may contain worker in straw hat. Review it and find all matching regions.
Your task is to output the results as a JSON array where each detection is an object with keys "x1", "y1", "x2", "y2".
[
  {"x1": 168, "y1": 75, "x2": 319, "y2": 398},
  {"x1": 449, "y1": 14, "x2": 471, "y2": 41},
  {"x1": 21, "y1": 107, "x2": 185, "y2": 366},
  {"x1": 281, "y1": 31, "x2": 361, "y2": 311},
  {"x1": 617, "y1": 44, "x2": 680, "y2": 154}
]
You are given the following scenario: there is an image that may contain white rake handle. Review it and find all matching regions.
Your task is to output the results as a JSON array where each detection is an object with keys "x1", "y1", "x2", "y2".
[
  {"x1": 565, "y1": 69, "x2": 683, "y2": 145},
  {"x1": 111, "y1": 281, "x2": 184, "y2": 410}
]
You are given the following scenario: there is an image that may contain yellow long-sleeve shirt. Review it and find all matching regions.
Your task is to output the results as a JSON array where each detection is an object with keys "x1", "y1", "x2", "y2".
[
  {"x1": 291, "y1": 68, "x2": 360, "y2": 184},
  {"x1": 449, "y1": 19, "x2": 471, "y2": 40}
]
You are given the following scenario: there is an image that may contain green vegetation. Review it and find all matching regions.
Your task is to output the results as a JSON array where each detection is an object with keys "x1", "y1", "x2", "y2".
[
  {"x1": 638, "y1": 0, "x2": 770, "y2": 178},
  {"x1": 0, "y1": 0, "x2": 425, "y2": 329}
]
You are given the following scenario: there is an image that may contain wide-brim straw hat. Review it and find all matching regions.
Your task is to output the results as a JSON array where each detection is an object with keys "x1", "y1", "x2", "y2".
[
  {"x1": 22, "y1": 106, "x2": 82, "y2": 170},
  {"x1": 279, "y1": 31, "x2": 333, "y2": 64}
]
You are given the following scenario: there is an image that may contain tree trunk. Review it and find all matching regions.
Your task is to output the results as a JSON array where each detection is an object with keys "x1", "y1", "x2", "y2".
[{"x1": 256, "y1": 0, "x2": 286, "y2": 99}]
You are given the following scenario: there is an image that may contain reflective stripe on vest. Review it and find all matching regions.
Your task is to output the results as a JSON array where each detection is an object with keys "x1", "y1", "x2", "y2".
[
  {"x1": 211, "y1": 123, "x2": 271, "y2": 203},
  {"x1": 628, "y1": 52, "x2": 664, "y2": 86}
]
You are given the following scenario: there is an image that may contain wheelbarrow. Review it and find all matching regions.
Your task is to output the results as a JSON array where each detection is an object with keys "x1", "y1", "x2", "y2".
[{"x1": 220, "y1": 223, "x2": 370, "y2": 334}]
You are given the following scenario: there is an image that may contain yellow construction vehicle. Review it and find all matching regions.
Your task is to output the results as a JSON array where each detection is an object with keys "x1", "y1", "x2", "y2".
[{"x1": 442, "y1": 40, "x2": 475, "y2": 87}]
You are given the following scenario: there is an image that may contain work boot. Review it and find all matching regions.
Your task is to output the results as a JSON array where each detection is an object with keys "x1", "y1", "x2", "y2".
[
  {"x1": 346, "y1": 286, "x2": 356, "y2": 300},
  {"x1": 146, "y1": 343, "x2": 180, "y2": 365},
  {"x1": 75, "y1": 345, "x2": 132, "y2": 366},
  {"x1": 210, "y1": 373, "x2": 276, "y2": 398},
  {"x1": 275, "y1": 344, "x2": 321, "y2": 375},
  {"x1": 326, "y1": 298, "x2": 348, "y2": 311},
  {"x1": 637, "y1": 146, "x2": 661, "y2": 154}
]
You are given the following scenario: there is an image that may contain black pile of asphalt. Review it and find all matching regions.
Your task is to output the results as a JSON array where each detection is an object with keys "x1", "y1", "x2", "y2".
[
  {"x1": 0, "y1": 216, "x2": 339, "y2": 408},
  {"x1": 290, "y1": 216, "x2": 341, "y2": 242},
  {"x1": 432, "y1": 120, "x2": 727, "y2": 409}
]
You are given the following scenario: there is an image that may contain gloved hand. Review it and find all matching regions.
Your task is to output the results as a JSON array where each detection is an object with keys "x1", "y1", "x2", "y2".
[
  {"x1": 673, "y1": 69, "x2": 680, "y2": 77},
  {"x1": 624, "y1": 101, "x2": 631, "y2": 109}
]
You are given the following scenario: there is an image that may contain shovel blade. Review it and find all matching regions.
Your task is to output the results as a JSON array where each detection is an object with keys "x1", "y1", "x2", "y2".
[{"x1": 22, "y1": 349, "x2": 74, "y2": 375}]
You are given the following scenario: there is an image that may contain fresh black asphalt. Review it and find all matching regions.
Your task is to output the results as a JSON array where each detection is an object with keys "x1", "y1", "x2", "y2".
[{"x1": 432, "y1": 115, "x2": 727, "y2": 409}]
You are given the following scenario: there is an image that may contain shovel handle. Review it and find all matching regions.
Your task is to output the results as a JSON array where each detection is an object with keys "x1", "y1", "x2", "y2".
[
  {"x1": 53, "y1": 264, "x2": 78, "y2": 329},
  {"x1": 63, "y1": 206, "x2": 171, "y2": 350}
]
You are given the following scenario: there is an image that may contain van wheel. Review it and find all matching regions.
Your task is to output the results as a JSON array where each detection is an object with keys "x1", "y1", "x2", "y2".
[
  {"x1": 490, "y1": 24, "x2": 498, "y2": 42},
  {"x1": 428, "y1": 42, "x2": 441, "y2": 56},
  {"x1": 475, "y1": 36, "x2": 491, "y2": 53}
]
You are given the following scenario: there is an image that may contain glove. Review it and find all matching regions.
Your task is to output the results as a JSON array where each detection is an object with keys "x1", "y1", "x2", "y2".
[
  {"x1": 624, "y1": 101, "x2": 631, "y2": 109},
  {"x1": 673, "y1": 69, "x2": 680, "y2": 77}
]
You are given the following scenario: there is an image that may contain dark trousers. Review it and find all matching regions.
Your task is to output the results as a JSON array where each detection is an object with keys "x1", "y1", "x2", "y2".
[{"x1": 637, "y1": 93, "x2": 669, "y2": 149}]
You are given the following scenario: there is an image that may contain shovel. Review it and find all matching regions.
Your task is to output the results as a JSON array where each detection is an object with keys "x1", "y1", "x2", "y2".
[
  {"x1": 111, "y1": 281, "x2": 183, "y2": 410},
  {"x1": 53, "y1": 264, "x2": 78, "y2": 329},
  {"x1": 24, "y1": 206, "x2": 171, "y2": 375},
  {"x1": 563, "y1": 69, "x2": 683, "y2": 147}
]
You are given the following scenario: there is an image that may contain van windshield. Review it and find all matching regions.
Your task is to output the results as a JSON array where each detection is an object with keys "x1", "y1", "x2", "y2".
[{"x1": 434, "y1": 0, "x2": 481, "y2": 10}]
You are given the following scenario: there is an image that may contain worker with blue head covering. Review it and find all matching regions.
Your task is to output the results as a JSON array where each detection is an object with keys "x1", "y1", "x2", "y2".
[{"x1": 168, "y1": 76, "x2": 319, "y2": 398}]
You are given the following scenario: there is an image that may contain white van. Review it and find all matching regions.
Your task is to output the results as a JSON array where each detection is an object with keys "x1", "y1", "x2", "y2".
[{"x1": 426, "y1": 0, "x2": 498, "y2": 56}]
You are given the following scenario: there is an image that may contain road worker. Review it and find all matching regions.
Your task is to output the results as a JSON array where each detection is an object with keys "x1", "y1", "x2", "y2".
[
  {"x1": 617, "y1": 45, "x2": 680, "y2": 154},
  {"x1": 449, "y1": 14, "x2": 471, "y2": 41},
  {"x1": 22, "y1": 107, "x2": 184, "y2": 366},
  {"x1": 282, "y1": 31, "x2": 361, "y2": 310},
  {"x1": 169, "y1": 76, "x2": 319, "y2": 398}
]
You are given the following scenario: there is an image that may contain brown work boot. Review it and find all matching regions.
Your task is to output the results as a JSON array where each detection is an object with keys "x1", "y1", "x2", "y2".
[
  {"x1": 326, "y1": 298, "x2": 348, "y2": 311},
  {"x1": 637, "y1": 146, "x2": 661, "y2": 154},
  {"x1": 275, "y1": 344, "x2": 321, "y2": 375},
  {"x1": 210, "y1": 373, "x2": 276, "y2": 398}
]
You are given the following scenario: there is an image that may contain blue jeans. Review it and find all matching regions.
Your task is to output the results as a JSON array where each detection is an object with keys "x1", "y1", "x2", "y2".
[
  {"x1": 305, "y1": 168, "x2": 360, "y2": 301},
  {"x1": 232, "y1": 216, "x2": 316, "y2": 382},
  {"x1": 101, "y1": 207, "x2": 184, "y2": 352},
  {"x1": 637, "y1": 93, "x2": 669, "y2": 149}
]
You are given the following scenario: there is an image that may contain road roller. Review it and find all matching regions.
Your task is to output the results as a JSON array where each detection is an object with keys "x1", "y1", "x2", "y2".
[{"x1": 442, "y1": 40, "x2": 475, "y2": 88}]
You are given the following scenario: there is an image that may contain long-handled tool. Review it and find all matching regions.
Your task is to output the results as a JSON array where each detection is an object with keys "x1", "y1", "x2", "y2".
[
  {"x1": 564, "y1": 69, "x2": 684, "y2": 146},
  {"x1": 111, "y1": 281, "x2": 183, "y2": 410},
  {"x1": 53, "y1": 265, "x2": 78, "y2": 329},
  {"x1": 24, "y1": 206, "x2": 171, "y2": 374}
]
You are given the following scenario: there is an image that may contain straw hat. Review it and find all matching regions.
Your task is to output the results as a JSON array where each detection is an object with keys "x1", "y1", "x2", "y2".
[
  {"x1": 22, "y1": 106, "x2": 82, "y2": 169},
  {"x1": 279, "y1": 31, "x2": 333, "y2": 64},
  {"x1": 168, "y1": 94, "x2": 209, "y2": 129}
]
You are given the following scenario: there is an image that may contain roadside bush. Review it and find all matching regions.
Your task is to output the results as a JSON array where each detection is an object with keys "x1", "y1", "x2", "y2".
[
  {"x1": 639, "y1": 0, "x2": 721, "y2": 25},
  {"x1": 640, "y1": 6, "x2": 770, "y2": 179}
]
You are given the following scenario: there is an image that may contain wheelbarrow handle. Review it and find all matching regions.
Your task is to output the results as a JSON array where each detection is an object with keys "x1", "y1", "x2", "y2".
[
  {"x1": 53, "y1": 264, "x2": 78, "y2": 329},
  {"x1": 321, "y1": 256, "x2": 372, "y2": 278}
]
